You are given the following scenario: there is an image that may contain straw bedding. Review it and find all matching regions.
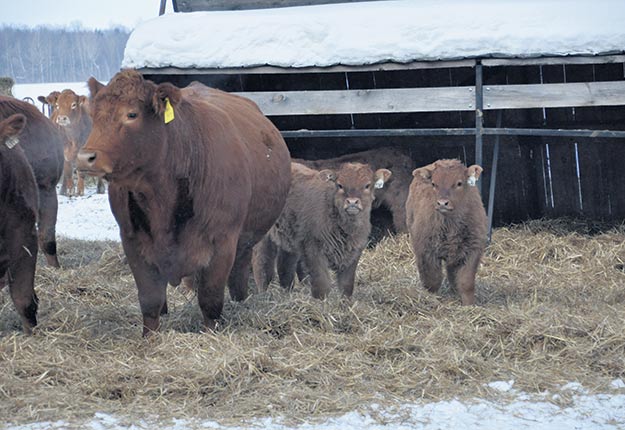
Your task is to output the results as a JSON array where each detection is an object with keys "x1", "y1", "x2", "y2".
[{"x1": 1, "y1": 219, "x2": 625, "y2": 426}]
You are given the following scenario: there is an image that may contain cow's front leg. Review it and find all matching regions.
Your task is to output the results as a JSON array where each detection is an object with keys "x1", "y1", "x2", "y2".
[
  {"x1": 337, "y1": 253, "x2": 362, "y2": 298},
  {"x1": 196, "y1": 236, "x2": 237, "y2": 331},
  {"x1": 446, "y1": 252, "x2": 482, "y2": 306},
  {"x1": 303, "y1": 249, "x2": 332, "y2": 299},
  {"x1": 122, "y1": 239, "x2": 167, "y2": 336}
]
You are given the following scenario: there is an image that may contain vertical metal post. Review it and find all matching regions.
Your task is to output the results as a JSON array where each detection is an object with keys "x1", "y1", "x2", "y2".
[
  {"x1": 475, "y1": 62, "x2": 484, "y2": 194},
  {"x1": 487, "y1": 110, "x2": 502, "y2": 244},
  {"x1": 159, "y1": 0, "x2": 167, "y2": 15}
]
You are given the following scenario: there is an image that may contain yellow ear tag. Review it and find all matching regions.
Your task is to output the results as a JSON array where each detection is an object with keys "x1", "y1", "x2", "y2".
[{"x1": 164, "y1": 97, "x2": 175, "y2": 124}]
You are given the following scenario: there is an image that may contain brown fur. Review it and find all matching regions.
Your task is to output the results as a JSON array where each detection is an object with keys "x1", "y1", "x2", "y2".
[
  {"x1": 0, "y1": 114, "x2": 39, "y2": 334},
  {"x1": 0, "y1": 96, "x2": 64, "y2": 268},
  {"x1": 50, "y1": 89, "x2": 104, "y2": 196},
  {"x1": 76, "y1": 70, "x2": 291, "y2": 336},
  {"x1": 253, "y1": 162, "x2": 391, "y2": 299},
  {"x1": 296, "y1": 147, "x2": 413, "y2": 233},
  {"x1": 406, "y1": 159, "x2": 487, "y2": 305}
]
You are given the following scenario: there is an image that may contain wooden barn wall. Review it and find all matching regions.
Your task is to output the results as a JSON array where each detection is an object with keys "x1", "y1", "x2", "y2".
[{"x1": 144, "y1": 62, "x2": 625, "y2": 225}]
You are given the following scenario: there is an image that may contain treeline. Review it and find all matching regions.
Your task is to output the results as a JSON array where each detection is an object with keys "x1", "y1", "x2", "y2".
[{"x1": 0, "y1": 26, "x2": 130, "y2": 84}]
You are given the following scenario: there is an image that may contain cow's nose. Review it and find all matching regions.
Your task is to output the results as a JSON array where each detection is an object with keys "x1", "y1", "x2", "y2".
[
  {"x1": 346, "y1": 198, "x2": 360, "y2": 206},
  {"x1": 77, "y1": 151, "x2": 97, "y2": 167}
]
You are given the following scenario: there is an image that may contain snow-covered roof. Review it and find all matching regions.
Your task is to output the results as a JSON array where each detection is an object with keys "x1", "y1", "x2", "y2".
[{"x1": 122, "y1": 0, "x2": 625, "y2": 70}]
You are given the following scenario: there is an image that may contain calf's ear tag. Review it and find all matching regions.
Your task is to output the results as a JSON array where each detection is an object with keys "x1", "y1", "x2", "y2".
[
  {"x1": 467, "y1": 174, "x2": 477, "y2": 187},
  {"x1": 4, "y1": 136, "x2": 18, "y2": 149},
  {"x1": 374, "y1": 178, "x2": 385, "y2": 189},
  {"x1": 164, "y1": 97, "x2": 175, "y2": 124}
]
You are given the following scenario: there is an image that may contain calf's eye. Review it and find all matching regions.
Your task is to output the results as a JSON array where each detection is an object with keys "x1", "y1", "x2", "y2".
[
  {"x1": 71, "y1": 102, "x2": 77, "y2": 109},
  {"x1": 337, "y1": 183, "x2": 343, "y2": 190},
  {"x1": 456, "y1": 181, "x2": 463, "y2": 187},
  {"x1": 127, "y1": 112, "x2": 138, "y2": 119},
  {"x1": 431, "y1": 182, "x2": 437, "y2": 188},
  {"x1": 364, "y1": 183, "x2": 371, "y2": 190}
]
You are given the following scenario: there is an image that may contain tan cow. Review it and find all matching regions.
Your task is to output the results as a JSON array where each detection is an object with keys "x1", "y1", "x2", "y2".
[
  {"x1": 406, "y1": 159, "x2": 487, "y2": 305},
  {"x1": 253, "y1": 162, "x2": 391, "y2": 299},
  {"x1": 49, "y1": 89, "x2": 104, "y2": 196}
]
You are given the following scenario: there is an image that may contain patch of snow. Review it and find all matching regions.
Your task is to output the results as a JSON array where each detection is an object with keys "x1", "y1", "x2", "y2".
[
  {"x1": 487, "y1": 380, "x2": 515, "y2": 392},
  {"x1": 611, "y1": 379, "x2": 625, "y2": 389}
]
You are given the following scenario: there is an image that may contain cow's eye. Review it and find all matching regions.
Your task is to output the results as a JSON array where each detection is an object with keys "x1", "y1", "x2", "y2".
[
  {"x1": 127, "y1": 112, "x2": 138, "y2": 119},
  {"x1": 364, "y1": 183, "x2": 371, "y2": 190},
  {"x1": 71, "y1": 102, "x2": 77, "y2": 109},
  {"x1": 337, "y1": 183, "x2": 343, "y2": 190},
  {"x1": 431, "y1": 182, "x2": 437, "y2": 188},
  {"x1": 456, "y1": 181, "x2": 463, "y2": 187}
]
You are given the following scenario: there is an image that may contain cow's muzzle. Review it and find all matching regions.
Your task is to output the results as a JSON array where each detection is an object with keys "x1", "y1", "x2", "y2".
[
  {"x1": 56, "y1": 116, "x2": 71, "y2": 127},
  {"x1": 436, "y1": 199, "x2": 454, "y2": 213},
  {"x1": 76, "y1": 150, "x2": 108, "y2": 176},
  {"x1": 344, "y1": 198, "x2": 363, "y2": 215}
]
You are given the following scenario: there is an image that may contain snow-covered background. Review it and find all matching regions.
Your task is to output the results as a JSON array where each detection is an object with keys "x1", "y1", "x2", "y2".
[{"x1": 123, "y1": 0, "x2": 625, "y2": 70}]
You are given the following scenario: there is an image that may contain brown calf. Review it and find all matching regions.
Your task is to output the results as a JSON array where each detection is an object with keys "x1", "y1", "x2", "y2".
[
  {"x1": 253, "y1": 162, "x2": 391, "y2": 299},
  {"x1": 0, "y1": 96, "x2": 64, "y2": 268},
  {"x1": 406, "y1": 159, "x2": 487, "y2": 305},
  {"x1": 76, "y1": 70, "x2": 291, "y2": 335},
  {"x1": 296, "y1": 147, "x2": 413, "y2": 233},
  {"x1": 0, "y1": 114, "x2": 39, "y2": 334}
]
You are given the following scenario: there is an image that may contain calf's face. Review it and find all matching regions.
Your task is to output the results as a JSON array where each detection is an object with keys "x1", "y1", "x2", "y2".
[
  {"x1": 52, "y1": 90, "x2": 87, "y2": 127},
  {"x1": 320, "y1": 163, "x2": 392, "y2": 217},
  {"x1": 414, "y1": 162, "x2": 482, "y2": 213}
]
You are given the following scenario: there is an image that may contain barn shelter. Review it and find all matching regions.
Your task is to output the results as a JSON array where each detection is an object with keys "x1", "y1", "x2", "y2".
[{"x1": 125, "y1": 0, "x2": 625, "y2": 230}]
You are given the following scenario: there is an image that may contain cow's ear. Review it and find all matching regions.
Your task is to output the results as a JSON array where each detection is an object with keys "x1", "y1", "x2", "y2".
[
  {"x1": 0, "y1": 114, "x2": 27, "y2": 147},
  {"x1": 319, "y1": 169, "x2": 337, "y2": 182},
  {"x1": 37, "y1": 95, "x2": 48, "y2": 104},
  {"x1": 374, "y1": 168, "x2": 392, "y2": 189},
  {"x1": 45, "y1": 91, "x2": 60, "y2": 105},
  {"x1": 412, "y1": 163, "x2": 435, "y2": 181},
  {"x1": 78, "y1": 95, "x2": 87, "y2": 106},
  {"x1": 153, "y1": 83, "x2": 182, "y2": 117},
  {"x1": 88, "y1": 77, "x2": 105, "y2": 99}
]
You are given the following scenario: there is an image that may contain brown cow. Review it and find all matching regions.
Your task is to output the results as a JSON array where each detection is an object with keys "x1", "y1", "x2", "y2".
[
  {"x1": 405, "y1": 159, "x2": 487, "y2": 305},
  {"x1": 0, "y1": 96, "x2": 64, "y2": 268},
  {"x1": 296, "y1": 147, "x2": 413, "y2": 234},
  {"x1": 253, "y1": 162, "x2": 391, "y2": 299},
  {"x1": 76, "y1": 70, "x2": 291, "y2": 335},
  {"x1": 48, "y1": 89, "x2": 104, "y2": 196},
  {"x1": 0, "y1": 114, "x2": 39, "y2": 334}
]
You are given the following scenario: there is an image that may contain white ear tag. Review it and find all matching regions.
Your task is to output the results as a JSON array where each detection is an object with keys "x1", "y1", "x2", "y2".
[
  {"x1": 374, "y1": 178, "x2": 385, "y2": 189},
  {"x1": 467, "y1": 174, "x2": 477, "y2": 187},
  {"x1": 4, "y1": 136, "x2": 18, "y2": 149}
]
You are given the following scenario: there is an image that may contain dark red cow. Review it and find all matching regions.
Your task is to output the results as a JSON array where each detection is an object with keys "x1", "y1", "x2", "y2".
[
  {"x1": 0, "y1": 114, "x2": 39, "y2": 334},
  {"x1": 76, "y1": 70, "x2": 291, "y2": 335},
  {"x1": 253, "y1": 162, "x2": 391, "y2": 299},
  {"x1": 0, "y1": 96, "x2": 64, "y2": 268},
  {"x1": 49, "y1": 89, "x2": 104, "y2": 196},
  {"x1": 406, "y1": 159, "x2": 487, "y2": 305}
]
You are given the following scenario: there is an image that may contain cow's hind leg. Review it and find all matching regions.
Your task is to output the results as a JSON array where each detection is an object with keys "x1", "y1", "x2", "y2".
[
  {"x1": 37, "y1": 186, "x2": 60, "y2": 268},
  {"x1": 277, "y1": 249, "x2": 298, "y2": 291}
]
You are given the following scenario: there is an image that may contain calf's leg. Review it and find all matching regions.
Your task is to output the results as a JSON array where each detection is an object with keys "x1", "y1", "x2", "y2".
[
  {"x1": 251, "y1": 236, "x2": 277, "y2": 291},
  {"x1": 303, "y1": 250, "x2": 332, "y2": 299},
  {"x1": 446, "y1": 252, "x2": 482, "y2": 305},
  {"x1": 277, "y1": 249, "x2": 298, "y2": 291},
  {"x1": 417, "y1": 253, "x2": 443, "y2": 295}
]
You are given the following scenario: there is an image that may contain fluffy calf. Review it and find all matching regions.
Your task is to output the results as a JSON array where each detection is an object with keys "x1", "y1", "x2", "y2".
[
  {"x1": 253, "y1": 162, "x2": 391, "y2": 299},
  {"x1": 296, "y1": 147, "x2": 413, "y2": 233},
  {"x1": 405, "y1": 159, "x2": 487, "y2": 305},
  {"x1": 0, "y1": 114, "x2": 39, "y2": 333}
]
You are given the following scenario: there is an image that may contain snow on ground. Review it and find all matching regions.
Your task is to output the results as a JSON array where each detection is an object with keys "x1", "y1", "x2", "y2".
[
  {"x1": 56, "y1": 186, "x2": 119, "y2": 241},
  {"x1": 123, "y1": 0, "x2": 625, "y2": 70},
  {"x1": 6, "y1": 383, "x2": 625, "y2": 429},
  {"x1": 12, "y1": 81, "x2": 89, "y2": 112}
]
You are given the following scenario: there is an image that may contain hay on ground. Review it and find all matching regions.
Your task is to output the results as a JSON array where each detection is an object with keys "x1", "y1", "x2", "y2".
[{"x1": 1, "y1": 219, "x2": 625, "y2": 426}]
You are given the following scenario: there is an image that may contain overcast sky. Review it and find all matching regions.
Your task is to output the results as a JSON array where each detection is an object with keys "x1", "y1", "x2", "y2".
[{"x1": 2, "y1": 0, "x2": 174, "y2": 30}]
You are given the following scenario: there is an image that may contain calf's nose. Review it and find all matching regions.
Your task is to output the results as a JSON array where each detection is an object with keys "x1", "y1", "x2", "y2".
[
  {"x1": 346, "y1": 197, "x2": 361, "y2": 206},
  {"x1": 437, "y1": 199, "x2": 451, "y2": 209}
]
